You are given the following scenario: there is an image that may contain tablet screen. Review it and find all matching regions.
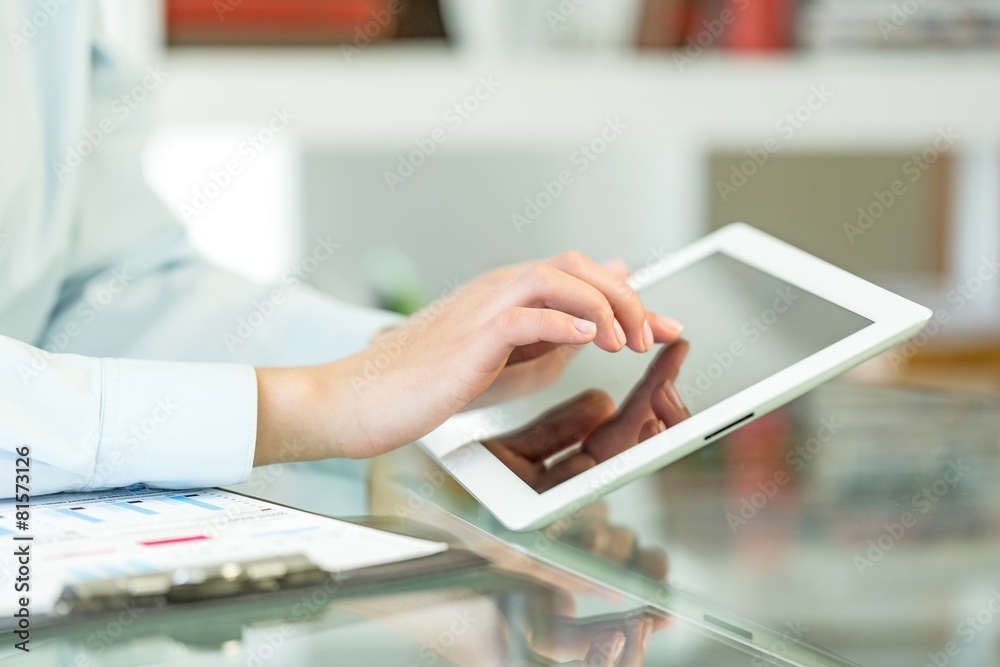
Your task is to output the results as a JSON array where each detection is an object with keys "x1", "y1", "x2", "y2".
[{"x1": 482, "y1": 252, "x2": 874, "y2": 492}]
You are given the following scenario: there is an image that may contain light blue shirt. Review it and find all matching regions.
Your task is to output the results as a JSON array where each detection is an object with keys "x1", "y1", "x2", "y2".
[{"x1": 0, "y1": 1, "x2": 397, "y2": 499}]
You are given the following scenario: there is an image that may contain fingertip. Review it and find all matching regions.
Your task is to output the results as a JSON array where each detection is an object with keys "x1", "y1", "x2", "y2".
[
  {"x1": 613, "y1": 319, "x2": 627, "y2": 350},
  {"x1": 572, "y1": 317, "x2": 597, "y2": 337},
  {"x1": 642, "y1": 320, "x2": 654, "y2": 352},
  {"x1": 657, "y1": 314, "x2": 684, "y2": 337},
  {"x1": 609, "y1": 631, "x2": 626, "y2": 663}
]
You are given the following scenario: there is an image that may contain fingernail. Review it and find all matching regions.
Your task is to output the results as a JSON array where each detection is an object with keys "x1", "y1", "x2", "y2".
[
  {"x1": 609, "y1": 632, "x2": 626, "y2": 662},
  {"x1": 657, "y1": 420, "x2": 666, "y2": 433},
  {"x1": 657, "y1": 315, "x2": 684, "y2": 336},
  {"x1": 573, "y1": 318, "x2": 597, "y2": 335},
  {"x1": 642, "y1": 320, "x2": 654, "y2": 352},
  {"x1": 613, "y1": 319, "x2": 627, "y2": 349},
  {"x1": 663, "y1": 381, "x2": 684, "y2": 410}
]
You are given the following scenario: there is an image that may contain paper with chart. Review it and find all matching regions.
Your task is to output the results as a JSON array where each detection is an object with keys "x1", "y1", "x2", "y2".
[{"x1": 0, "y1": 486, "x2": 447, "y2": 619}]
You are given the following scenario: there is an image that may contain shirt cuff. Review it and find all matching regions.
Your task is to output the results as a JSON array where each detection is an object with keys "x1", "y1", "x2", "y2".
[{"x1": 86, "y1": 358, "x2": 257, "y2": 491}]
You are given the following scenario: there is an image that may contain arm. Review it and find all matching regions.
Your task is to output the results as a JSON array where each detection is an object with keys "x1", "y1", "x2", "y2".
[
  {"x1": 253, "y1": 253, "x2": 684, "y2": 465},
  {"x1": 0, "y1": 334, "x2": 255, "y2": 497}
]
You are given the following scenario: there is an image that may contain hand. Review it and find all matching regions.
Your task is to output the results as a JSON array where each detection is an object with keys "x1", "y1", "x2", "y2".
[
  {"x1": 523, "y1": 610, "x2": 667, "y2": 667},
  {"x1": 253, "y1": 252, "x2": 683, "y2": 465},
  {"x1": 483, "y1": 341, "x2": 690, "y2": 492}
]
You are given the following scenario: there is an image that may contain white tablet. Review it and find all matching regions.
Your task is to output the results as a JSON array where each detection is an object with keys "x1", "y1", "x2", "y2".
[{"x1": 420, "y1": 223, "x2": 931, "y2": 531}]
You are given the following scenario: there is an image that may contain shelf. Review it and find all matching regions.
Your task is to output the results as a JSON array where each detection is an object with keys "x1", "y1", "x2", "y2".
[{"x1": 157, "y1": 46, "x2": 1000, "y2": 150}]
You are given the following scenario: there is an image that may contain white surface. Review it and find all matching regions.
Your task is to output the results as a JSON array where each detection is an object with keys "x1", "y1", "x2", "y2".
[{"x1": 422, "y1": 224, "x2": 932, "y2": 531}]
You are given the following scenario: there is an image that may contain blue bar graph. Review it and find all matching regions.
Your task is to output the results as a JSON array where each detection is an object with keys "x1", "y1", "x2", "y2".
[
  {"x1": 168, "y1": 495, "x2": 223, "y2": 511},
  {"x1": 56, "y1": 508, "x2": 102, "y2": 523},
  {"x1": 114, "y1": 502, "x2": 157, "y2": 516},
  {"x1": 252, "y1": 526, "x2": 318, "y2": 538}
]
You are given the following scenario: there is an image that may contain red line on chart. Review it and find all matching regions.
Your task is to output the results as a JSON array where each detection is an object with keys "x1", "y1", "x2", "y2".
[{"x1": 139, "y1": 535, "x2": 211, "y2": 547}]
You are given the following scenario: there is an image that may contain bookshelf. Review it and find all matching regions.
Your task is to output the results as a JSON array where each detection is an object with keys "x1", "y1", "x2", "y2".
[
  {"x1": 157, "y1": 47, "x2": 1000, "y2": 148},
  {"x1": 153, "y1": 47, "x2": 1000, "y2": 346}
]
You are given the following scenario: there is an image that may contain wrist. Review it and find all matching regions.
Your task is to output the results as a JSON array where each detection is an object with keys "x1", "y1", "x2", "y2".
[{"x1": 253, "y1": 360, "x2": 363, "y2": 465}]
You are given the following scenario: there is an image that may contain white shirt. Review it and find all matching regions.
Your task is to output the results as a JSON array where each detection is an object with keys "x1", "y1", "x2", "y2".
[{"x1": 0, "y1": 1, "x2": 396, "y2": 499}]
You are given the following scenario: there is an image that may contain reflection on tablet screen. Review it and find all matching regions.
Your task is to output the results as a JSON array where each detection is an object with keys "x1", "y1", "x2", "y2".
[{"x1": 483, "y1": 252, "x2": 873, "y2": 493}]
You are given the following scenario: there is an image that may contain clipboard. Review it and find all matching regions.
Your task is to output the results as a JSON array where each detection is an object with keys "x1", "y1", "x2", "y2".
[{"x1": 0, "y1": 485, "x2": 488, "y2": 634}]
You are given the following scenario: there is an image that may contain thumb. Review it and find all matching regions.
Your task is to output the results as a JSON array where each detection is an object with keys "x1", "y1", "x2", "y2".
[{"x1": 486, "y1": 307, "x2": 597, "y2": 363}]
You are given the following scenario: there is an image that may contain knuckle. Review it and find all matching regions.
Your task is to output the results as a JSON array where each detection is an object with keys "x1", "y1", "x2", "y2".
[
  {"x1": 554, "y1": 249, "x2": 587, "y2": 270},
  {"x1": 617, "y1": 281, "x2": 641, "y2": 308},
  {"x1": 520, "y1": 262, "x2": 553, "y2": 288}
]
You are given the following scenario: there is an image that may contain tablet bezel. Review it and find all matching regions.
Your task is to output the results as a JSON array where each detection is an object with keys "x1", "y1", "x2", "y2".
[{"x1": 420, "y1": 223, "x2": 932, "y2": 531}]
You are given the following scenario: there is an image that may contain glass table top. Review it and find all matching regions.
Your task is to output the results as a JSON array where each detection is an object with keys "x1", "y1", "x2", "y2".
[{"x1": 13, "y1": 381, "x2": 1000, "y2": 666}]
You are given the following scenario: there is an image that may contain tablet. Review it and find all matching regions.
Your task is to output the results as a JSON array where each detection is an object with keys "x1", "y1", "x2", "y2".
[{"x1": 420, "y1": 223, "x2": 931, "y2": 531}]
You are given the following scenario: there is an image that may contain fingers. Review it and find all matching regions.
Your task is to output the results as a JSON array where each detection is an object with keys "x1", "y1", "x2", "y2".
[
  {"x1": 579, "y1": 524, "x2": 638, "y2": 564},
  {"x1": 633, "y1": 548, "x2": 670, "y2": 582},
  {"x1": 489, "y1": 390, "x2": 615, "y2": 462},
  {"x1": 646, "y1": 309, "x2": 684, "y2": 344},
  {"x1": 507, "y1": 262, "x2": 631, "y2": 353},
  {"x1": 534, "y1": 451, "x2": 599, "y2": 493},
  {"x1": 651, "y1": 380, "x2": 691, "y2": 429},
  {"x1": 575, "y1": 630, "x2": 626, "y2": 667},
  {"x1": 488, "y1": 307, "x2": 598, "y2": 358},
  {"x1": 637, "y1": 418, "x2": 662, "y2": 442},
  {"x1": 617, "y1": 617, "x2": 654, "y2": 667},
  {"x1": 544, "y1": 251, "x2": 650, "y2": 353},
  {"x1": 613, "y1": 340, "x2": 691, "y2": 433}
]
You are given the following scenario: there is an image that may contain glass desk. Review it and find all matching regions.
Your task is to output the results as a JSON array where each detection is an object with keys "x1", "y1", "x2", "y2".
[{"x1": 15, "y1": 382, "x2": 1000, "y2": 666}]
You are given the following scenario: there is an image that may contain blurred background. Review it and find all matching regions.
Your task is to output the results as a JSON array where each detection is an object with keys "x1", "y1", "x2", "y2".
[
  {"x1": 107, "y1": 0, "x2": 999, "y2": 391},
  {"x1": 77, "y1": 4, "x2": 1000, "y2": 664}
]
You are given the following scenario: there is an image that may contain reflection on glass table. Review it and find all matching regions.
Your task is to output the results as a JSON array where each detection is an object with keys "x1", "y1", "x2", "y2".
[
  {"x1": 14, "y1": 512, "x2": 770, "y2": 666},
  {"x1": 373, "y1": 381, "x2": 1000, "y2": 667},
  {"x1": 20, "y1": 381, "x2": 998, "y2": 666}
]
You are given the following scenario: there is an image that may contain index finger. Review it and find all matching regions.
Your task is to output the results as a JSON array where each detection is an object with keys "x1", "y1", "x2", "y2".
[{"x1": 545, "y1": 251, "x2": 652, "y2": 353}]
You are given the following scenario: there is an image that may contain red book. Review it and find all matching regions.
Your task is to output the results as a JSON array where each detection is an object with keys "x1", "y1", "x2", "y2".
[
  {"x1": 723, "y1": 0, "x2": 794, "y2": 51},
  {"x1": 167, "y1": 0, "x2": 393, "y2": 45}
]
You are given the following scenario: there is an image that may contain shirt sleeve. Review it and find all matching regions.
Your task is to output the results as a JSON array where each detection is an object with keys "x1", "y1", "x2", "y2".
[{"x1": 0, "y1": 334, "x2": 257, "y2": 498}]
